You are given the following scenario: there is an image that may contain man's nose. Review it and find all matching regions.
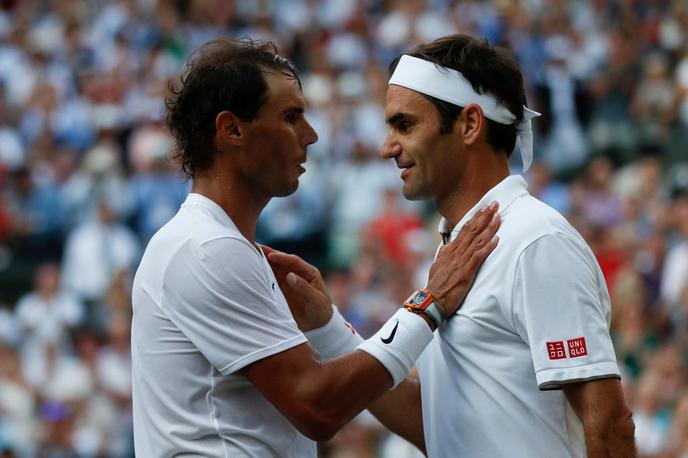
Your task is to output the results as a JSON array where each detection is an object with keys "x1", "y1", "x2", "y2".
[
  {"x1": 302, "y1": 120, "x2": 318, "y2": 147},
  {"x1": 380, "y1": 135, "x2": 401, "y2": 159}
]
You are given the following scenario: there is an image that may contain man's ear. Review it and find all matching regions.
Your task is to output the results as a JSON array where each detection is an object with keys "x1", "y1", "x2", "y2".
[
  {"x1": 460, "y1": 103, "x2": 484, "y2": 147},
  {"x1": 215, "y1": 110, "x2": 243, "y2": 147}
]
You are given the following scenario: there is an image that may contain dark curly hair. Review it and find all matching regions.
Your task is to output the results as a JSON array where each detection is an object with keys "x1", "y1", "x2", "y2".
[
  {"x1": 165, "y1": 38, "x2": 301, "y2": 179},
  {"x1": 390, "y1": 34, "x2": 526, "y2": 156}
]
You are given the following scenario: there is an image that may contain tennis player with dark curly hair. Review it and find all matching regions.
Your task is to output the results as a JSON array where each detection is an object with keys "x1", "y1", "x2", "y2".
[{"x1": 131, "y1": 38, "x2": 500, "y2": 457}]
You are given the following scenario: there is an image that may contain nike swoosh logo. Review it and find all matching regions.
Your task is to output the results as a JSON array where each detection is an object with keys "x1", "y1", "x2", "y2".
[{"x1": 381, "y1": 320, "x2": 399, "y2": 344}]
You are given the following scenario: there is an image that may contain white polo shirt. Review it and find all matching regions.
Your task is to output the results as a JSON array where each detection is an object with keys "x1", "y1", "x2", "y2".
[
  {"x1": 418, "y1": 175, "x2": 620, "y2": 458},
  {"x1": 131, "y1": 193, "x2": 315, "y2": 458}
]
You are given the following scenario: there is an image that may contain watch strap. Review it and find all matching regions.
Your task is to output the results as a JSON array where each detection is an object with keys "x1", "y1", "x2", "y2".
[{"x1": 423, "y1": 301, "x2": 445, "y2": 328}]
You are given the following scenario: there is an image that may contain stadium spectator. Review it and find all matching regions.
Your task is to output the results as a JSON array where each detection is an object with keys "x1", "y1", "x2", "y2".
[
  {"x1": 14, "y1": 263, "x2": 84, "y2": 361},
  {"x1": 61, "y1": 199, "x2": 139, "y2": 307},
  {"x1": 0, "y1": 0, "x2": 686, "y2": 455}
]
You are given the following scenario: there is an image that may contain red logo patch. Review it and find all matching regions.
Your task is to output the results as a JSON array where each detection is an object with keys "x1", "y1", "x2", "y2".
[
  {"x1": 567, "y1": 337, "x2": 588, "y2": 358},
  {"x1": 546, "y1": 341, "x2": 566, "y2": 360}
]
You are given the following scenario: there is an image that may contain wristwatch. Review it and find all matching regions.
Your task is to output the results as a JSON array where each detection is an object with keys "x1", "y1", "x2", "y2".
[{"x1": 403, "y1": 289, "x2": 445, "y2": 328}]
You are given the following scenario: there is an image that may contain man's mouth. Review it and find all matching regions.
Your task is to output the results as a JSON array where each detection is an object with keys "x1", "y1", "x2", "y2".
[{"x1": 399, "y1": 164, "x2": 415, "y2": 179}]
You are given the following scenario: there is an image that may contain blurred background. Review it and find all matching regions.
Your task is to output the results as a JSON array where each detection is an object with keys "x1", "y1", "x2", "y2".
[{"x1": 0, "y1": 0, "x2": 686, "y2": 456}]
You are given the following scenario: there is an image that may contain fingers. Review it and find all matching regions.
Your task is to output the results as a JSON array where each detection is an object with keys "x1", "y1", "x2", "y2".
[
  {"x1": 259, "y1": 244, "x2": 312, "y2": 274},
  {"x1": 426, "y1": 202, "x2": 501, "y2": 317},
  {"x1": 286, "y1": 272, "x2": 298, "y2": 286},
  {"x1": 267, "y1": 251, "x2": 331, "y2": 304},
  {"x1": 466, "y1": 211, "x2": 500, "y2": 255},
  {"x1": 281, "y1": 272, "x2": 335, "y2": 331},
  {"x1": 267, "y1": 251, "x2": 319, "y2": 280},
  {"x1": 466, "y1": 233, "x2": 499, "y2": 272},
  {"x1": 257, "y1": 243, "x2": 278, "y2": 257},
  {"x1": 286, "y1": 272, "x2": 302, "y2": 288},
  {"x1": 448, "y1": 201, "x2": 499, "y2": 255},
  {"x1": 284, "y1": 272, "x2": 321, "y2": 302}
]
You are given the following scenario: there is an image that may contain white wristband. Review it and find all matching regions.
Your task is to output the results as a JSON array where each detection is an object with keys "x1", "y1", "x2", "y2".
[
  {"x1": 356, "y1": 309, "x2": 434, "y2": 388},
  {"x1": 304, "y1": 305, "x2": 364, "y2": 360}
]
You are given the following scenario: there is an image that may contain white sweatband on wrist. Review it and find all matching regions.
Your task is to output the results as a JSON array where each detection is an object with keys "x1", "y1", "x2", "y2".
[
  {"x1": 304, "y1": 305, "x2": 364, "y2": 360},
  {"x1": 356, "y1": 308, "x2": 434, "y2": 388},
  {"x1": 389, "y1": 54, "x2": 541, "y2": 171}
]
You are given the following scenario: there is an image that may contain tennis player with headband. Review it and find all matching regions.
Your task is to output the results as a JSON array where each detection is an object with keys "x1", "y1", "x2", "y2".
[{"x1": 268, "y1": 34, "x2": 636, "y2": 457}]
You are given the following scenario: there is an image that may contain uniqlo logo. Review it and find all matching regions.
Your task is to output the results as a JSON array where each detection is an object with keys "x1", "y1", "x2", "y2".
[
  {"x1": 546, "y1": 341, "x2": 566, "y2": 360},
  {"x1": 567, "y1": 337, "x2": 588, "y2": 358}
]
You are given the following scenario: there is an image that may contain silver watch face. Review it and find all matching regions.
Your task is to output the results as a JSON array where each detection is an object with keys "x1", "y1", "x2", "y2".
[{"x1": 409, "y1": 291, "x2": 429, "y2": 306}]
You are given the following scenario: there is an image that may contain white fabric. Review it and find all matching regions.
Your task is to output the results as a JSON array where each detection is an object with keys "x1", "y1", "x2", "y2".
[
  {"x1": 41, "y1": 355, "x2": 93, "y2": 402},
  {"x1": 421, "y1": 175, "x2": 619, "y2": 458},
  {"x1": 390, "y1": 55, "x2": 516, "y2": 124},
  {"x1": 96, "y1": 347, "x2": 131, "y2": 397},
  {"x1": 61, "y1": 220, "x2": 140, "y2": 301},
  {"x1": 131, "y1": 193, "x2": 315, "y2": 458},
  {"x1": 304, "y1": 305, "x2": 364, "y2": 360},
  {"x1": 0, "y1": 377, "x2": 34, "y2": 452},
  {"x1": 357, "y1": 309, "x2": 434, "y2": 388},
  {"x1": 15, "y1": 291, "x2": 83, "y2": 345},
  {"x1": 660, "y1": 240, "x2": 688, "y2": 306},
  {"x1": 389, "y1": 54, "x2": 540, "y2": 171},
  {"x1": 15, "y1": 291, "x2": 85, "y2": 392}
]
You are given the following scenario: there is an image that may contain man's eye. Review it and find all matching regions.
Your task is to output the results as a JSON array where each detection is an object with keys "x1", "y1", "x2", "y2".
[{"x1": 398, "y1": 122, "x2": 411, "y2": 132}]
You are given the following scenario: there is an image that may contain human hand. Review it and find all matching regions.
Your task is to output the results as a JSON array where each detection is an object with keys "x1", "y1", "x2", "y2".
[
  {"x1": 261, "y1": 245, "x2": 334, "y2": 331},
  {"x1": 426, "y1": 202, "x2": 500, "y2": 318}
]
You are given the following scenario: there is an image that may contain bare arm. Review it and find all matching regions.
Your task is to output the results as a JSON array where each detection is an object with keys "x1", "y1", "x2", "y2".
[
  {"x1": 244, "y1": 341, "x2": 392, "y2": 442},
  {"x1": 563, "y1": 378, "x2": 636, "y2": 458},
  {"x1": 366, "y1": 369, "x2": 425, "y2": 453}
]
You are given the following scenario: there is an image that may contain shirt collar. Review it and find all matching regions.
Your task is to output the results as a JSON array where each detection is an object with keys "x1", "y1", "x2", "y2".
[
  {"x1": 438, "y1": 175, "x2": 529, "y2": 243},
  {"x1": 182, "y1": 192, "x2": 238, "y2": 230}
]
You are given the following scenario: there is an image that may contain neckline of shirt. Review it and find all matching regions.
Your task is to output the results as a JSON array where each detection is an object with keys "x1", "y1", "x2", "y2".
[
  {"x1": 182, "y1": 193, "x2": 239, "y2": 231},
  {"x1": 182, "y1": 193, "x2": 265, "y2": 258},
  {"x1": 438, "y1": 175, "x2": 529, "y2": 242}
]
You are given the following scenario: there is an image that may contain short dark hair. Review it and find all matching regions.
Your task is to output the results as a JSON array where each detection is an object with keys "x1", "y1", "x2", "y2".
[
  {"x1": 390, "y1": 34, "x2": 526, "y2": 155},
  {"x1": 165, "y1": 38, "x2": 301, "y2": 179}
]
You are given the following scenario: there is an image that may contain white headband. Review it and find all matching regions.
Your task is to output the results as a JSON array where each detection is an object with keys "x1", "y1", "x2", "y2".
[{"x1": 388, "y1": 55, "x2": 540, "y2": 172}]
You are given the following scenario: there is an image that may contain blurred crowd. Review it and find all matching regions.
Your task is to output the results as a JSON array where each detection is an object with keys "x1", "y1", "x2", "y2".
[{"x1": 0, "y1": 0, "x2": 686, "y2": 456}]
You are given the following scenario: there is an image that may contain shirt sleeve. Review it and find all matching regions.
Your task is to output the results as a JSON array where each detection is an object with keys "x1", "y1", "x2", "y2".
[
  {"x1": 160, "y1": 236, "x2": 307, "y2": 375},
  {"x1": 511, "y1": 232, "x2": 620, "y2": 390}
]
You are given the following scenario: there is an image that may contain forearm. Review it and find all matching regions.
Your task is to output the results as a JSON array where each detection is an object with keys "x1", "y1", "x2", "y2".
[
  {"x1": 249, "y1": 309, "x2": 433, "y2": 442},
  {"x1": 306, "y1": 353, "x2": 425, "y2": 451},
  {"x1": 299, "y1": 306, "x2": 427, "y2": 446},
  {"x1": 563, "y1": 379, "x2": 637, "y2": 458},
  {"x1": 583, "y1": 412, "x2": 637, "y2": 458},
  {"x1": 305, "y1": 313, "x2": 431, "y2": 435},
  {"x1": 296, "y1": 349, "x2": 394, "y2": 440},
  {"x1": 367, "y1": 371, "x2": 425, "y2": 453}
]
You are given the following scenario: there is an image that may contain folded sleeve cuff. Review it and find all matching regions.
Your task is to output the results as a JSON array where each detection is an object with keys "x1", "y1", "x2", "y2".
[{"x1": 536, "y1": 361, "x2": 620, "y2": 391}]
